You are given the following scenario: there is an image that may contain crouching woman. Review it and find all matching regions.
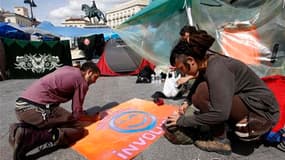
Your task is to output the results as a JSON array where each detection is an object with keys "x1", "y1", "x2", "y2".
[{"x1": 164, "y1": 31, "x2": 280, "y2": 155}]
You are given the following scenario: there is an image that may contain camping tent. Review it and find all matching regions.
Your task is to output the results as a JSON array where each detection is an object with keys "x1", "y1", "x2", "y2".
[
  {"x1": 0, "y1": 23, "x2": 31, "y2": 80},
  {"x1": 0, "y1": 22, "x2": 30, "y2": 40},
  {"x1": 114, "y1": 0, "x2": 285, "y2": 146},
  {"x1": 37, "y1": 21, "x2": 119, "y2": 41},
  {"x1": 37, "y1": 21, "x2": 120, "y2": 60},
  {"x1": 115, "y1": 0, "x2": 192, "y2": 66},
  {"x1": 77, "y1": 34, "x2": 105, "y2": 60},
  {"x1": 22, "y1": 27, "x2": 60, "y2": 41},
  {"x1": 0, "y1": 39, "x2": 6, "y2": 80},
  {"x1": 115, "y1": 0, "x2": 285, "y2": 77},
  {"x1": 97, "y1": 38, "x2": 154, "y2": 76}
]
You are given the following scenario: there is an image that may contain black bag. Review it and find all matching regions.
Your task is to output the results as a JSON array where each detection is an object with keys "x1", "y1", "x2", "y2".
[{"x1": 136, "y1": 65, "x2": 155, "y2": 83}]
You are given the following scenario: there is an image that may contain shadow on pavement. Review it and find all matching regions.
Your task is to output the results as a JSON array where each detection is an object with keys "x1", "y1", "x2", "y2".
[{"x1": 85, "y1": 101, "x2": 119, "y2": 115}]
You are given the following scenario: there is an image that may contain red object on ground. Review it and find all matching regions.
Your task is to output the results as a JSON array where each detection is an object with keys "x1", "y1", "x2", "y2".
[
  {"x1": 262, "y1": 75, "x2": 285, "y2": 132},
  {"x1": 154, "y1": 97, "x2": 164, "y2": 106}
]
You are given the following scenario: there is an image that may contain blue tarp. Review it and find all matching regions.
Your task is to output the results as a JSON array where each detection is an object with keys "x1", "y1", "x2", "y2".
[
  {"x1": 0, "y1": 22, "x2": 30, "y2": 40},
  {"x1": 37, "y1": 21, "x2": 119, "y2": 40}
]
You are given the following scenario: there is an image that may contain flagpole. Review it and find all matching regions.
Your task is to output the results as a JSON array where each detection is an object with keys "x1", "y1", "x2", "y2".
[{"x1": 30, "y1": 3, "x2": 34, "y2": 19}]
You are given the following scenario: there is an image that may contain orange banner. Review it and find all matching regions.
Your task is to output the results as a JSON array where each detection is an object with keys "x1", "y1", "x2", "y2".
[
  {"x1": 221, "y1": 26, "x2": 261, "y2": 65},
  {"x1": 72, "y1": 98, "x2": 177, "y2": 160}
]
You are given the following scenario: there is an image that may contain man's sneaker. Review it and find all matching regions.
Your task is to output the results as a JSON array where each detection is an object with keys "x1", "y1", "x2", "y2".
[
  {"x1": 13, "y1": 126, "x2": 27, "y2": 160},
  {"x1": 13, "y1": 126, "x2": 55, "y2": 160},
  {"x1": 194, "y1": 138, "x2": 232, "y2": 155},
  {"x1": 51, "y1": 128, "x2": 65, "y2": 146}
]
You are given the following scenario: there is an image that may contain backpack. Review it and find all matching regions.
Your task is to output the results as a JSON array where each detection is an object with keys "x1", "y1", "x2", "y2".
[{"x1": 136, "y1": 65, "x2": 155, "y2": 83}]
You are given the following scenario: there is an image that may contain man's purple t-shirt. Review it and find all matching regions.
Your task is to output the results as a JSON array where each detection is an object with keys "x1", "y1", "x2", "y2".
[{"x1": 20, "y1": 66, "x2": 89, "y2": 117}]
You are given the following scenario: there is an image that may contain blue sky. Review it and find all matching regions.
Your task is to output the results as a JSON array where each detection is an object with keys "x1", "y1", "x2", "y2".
[{"x1": 0, "y1": 0, "x2": 130, "y2": 25}]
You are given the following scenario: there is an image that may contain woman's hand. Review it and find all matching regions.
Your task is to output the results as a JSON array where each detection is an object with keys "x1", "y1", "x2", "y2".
[
  {"x1": 178, "y1": 101, "x2": 188, "y2": 115},
  {"x1": 169, "y1": 66, "x2": 176, "y2": 71},
  {"x1": 165, "y1": 111, "x2": 180, "y2": 127},
  {"x1": 176, "y1": 75, "x2": 195, "y2": 85}
]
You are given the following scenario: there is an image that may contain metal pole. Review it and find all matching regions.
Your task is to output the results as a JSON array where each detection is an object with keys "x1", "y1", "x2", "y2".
[
  {"x1": 184, "y1": 0, "x2": 193, "y2": 26},
  {"x1": 30, "y1": 3, "x2": 34, "y2": 19}
]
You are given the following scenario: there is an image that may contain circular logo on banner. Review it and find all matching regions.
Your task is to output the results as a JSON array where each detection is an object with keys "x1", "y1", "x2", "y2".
[
  {"x1": 109, "y1": 111, "x2": 156, "y2": 133},
  {"x1": 83, "y1": 38, "x2": 90, "y2": 46}
]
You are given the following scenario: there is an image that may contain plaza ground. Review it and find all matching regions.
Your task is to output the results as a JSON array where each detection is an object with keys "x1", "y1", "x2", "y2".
[{"x1": 0, "y1": 76, "x2": 284, "y2": 160}]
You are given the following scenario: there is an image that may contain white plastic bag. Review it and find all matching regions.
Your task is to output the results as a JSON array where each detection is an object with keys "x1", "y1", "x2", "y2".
[{"x1": 162, "y1": 71, "x2": 181, "y2": 97}]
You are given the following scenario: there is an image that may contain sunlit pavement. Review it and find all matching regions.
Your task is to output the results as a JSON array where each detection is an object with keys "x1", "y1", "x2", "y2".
[{"x1": 0, "y1": 76, "x2": 283, "y2": 160}]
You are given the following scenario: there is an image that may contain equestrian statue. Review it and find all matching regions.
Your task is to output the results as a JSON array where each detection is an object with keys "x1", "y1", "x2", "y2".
[{"x1": 81, "y1": 1, "x2": 107, "y2": 24}]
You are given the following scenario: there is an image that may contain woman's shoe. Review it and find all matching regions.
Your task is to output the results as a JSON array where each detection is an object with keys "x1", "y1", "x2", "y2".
[{"x1": 194, "y1": 137, "x2": 232, "y2": 155}]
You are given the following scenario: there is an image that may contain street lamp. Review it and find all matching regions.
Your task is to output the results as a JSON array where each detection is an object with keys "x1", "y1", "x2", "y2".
[{"x1": 24, "y1": 0, "x2": 37, "y2": 20}]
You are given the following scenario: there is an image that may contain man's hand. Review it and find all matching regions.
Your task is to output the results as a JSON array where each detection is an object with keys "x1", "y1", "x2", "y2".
[{"x1": 77, "y1": 112, "x2": 100, "y2": 122}]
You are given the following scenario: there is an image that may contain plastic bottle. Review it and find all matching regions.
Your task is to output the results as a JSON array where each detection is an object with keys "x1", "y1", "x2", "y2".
[{"x1": 151, "y1": 74, "x2": 155, "y2": 83}]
